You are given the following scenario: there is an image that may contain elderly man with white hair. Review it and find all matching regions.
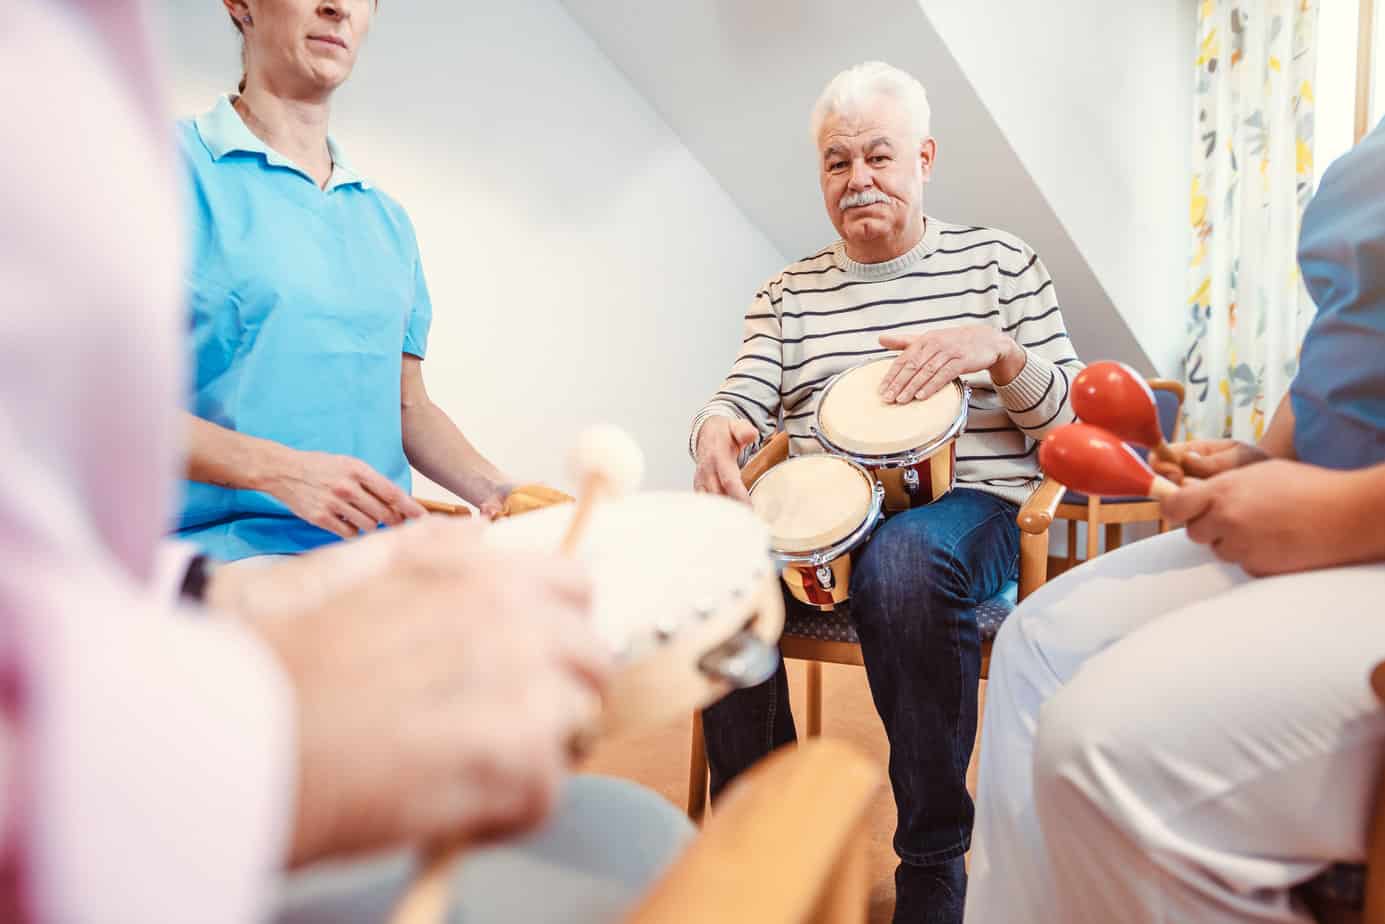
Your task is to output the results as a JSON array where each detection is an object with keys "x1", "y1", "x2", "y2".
[{"x1": 689, "y1": 62, "x2": 1081, "y2": 922}]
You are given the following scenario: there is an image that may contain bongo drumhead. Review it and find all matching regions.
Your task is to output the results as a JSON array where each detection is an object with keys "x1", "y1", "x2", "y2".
[
  {"x1": 749, "y1": 455, "x2": 874, "y2": 554},
  {"x1": 818, "y1": 357, "x2": 964, "y2": 455}
]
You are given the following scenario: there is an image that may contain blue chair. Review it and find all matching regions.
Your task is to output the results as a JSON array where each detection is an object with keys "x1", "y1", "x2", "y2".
[
  {"x1": 1054, "y1": 378, "x2": 1184, "y2": 565},
  {"x1": 685, "y1": 432, "x2": 1066, "y2": 820}
]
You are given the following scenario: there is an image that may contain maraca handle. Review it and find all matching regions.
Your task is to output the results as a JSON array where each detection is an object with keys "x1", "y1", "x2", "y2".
[{"x1": 1147, "y1": 475, "x2": 1178, "y2": 501}]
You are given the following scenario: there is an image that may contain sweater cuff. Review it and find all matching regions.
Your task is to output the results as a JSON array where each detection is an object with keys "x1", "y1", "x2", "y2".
[
  {"x1": 688, "y1": 406, "x2": 745, "y2": 460},
  {"x1": 995, "y1": 349, "x2": 1056, "y2": 412}
]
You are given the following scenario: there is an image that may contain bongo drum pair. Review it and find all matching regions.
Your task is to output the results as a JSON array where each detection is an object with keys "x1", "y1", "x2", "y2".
[{"x1": 750, "y1": 356, "x2": 970, "y2": 610}]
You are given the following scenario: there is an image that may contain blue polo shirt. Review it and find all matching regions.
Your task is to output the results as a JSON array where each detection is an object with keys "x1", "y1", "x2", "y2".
[
  {"x1": 1293, "y1": 118, "x2": 1385, "y2": 470},
  {"x1": 175, "y1": 95, "x2": 432, "y2": 561}
]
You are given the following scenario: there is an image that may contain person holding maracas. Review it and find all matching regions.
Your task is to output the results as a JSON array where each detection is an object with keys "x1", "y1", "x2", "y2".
[{"x1": 966, "y1": 125, "x2": 1385, "y2": 923}]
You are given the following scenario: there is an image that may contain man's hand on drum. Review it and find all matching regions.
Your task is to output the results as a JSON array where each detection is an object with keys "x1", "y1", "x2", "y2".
[
  {"x1": 693, "y1": 416, "x2": 759, "y2": 503},
  {"x1": 877, "y1": 327, "x2": 1028, "y2": 404},
  {"x1": 259, "y1": 447, "x2": 428, "y2": 538},
  {"x1": 237, "y1": 516, "x2": 611, "y2": 867}
]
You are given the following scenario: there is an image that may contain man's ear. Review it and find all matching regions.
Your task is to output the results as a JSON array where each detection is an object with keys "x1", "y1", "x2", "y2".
[{"x1": 920, "y1": 138, "x2": 937, "y2": 183}]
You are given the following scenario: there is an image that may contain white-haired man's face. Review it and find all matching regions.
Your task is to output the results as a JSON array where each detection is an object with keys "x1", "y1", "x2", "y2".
[{"x1": 817, "y1": 96, "x2": 935, "y2": 260}]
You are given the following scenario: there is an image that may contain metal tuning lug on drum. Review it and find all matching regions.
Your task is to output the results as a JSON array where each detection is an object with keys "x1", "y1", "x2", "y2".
[
  {"x1": 698, "y1": 629, "x2": 780, "y2": 689},
  {"x1": 653, "y1": 613, "x2": 682, "y2": 642},
  {"x1": 902, "y1": 465, "x2": 922, "y2": 501},
  {"x1": 814, "y1": 563, "x2": 835, "y2": 591}
]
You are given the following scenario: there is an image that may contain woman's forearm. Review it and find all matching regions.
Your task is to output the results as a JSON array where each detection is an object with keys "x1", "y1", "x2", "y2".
[
  {"x1": 401, "y1": 402, "x2": 511, "y2": 506},
  {"x1": 185, "y1": 412, "x2": 292, "y2": 491},
  {"x1": 1338, "y1": 463, "x2": 1385, "y2": 565},
  {"x1": 1259, "y1": 391, "x2": 1297, "y2": 459}
]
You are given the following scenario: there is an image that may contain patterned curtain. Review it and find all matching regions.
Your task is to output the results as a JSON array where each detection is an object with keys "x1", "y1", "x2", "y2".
[{"x1": 1184, "y1": 0, "x2": 1318, "y2": 441}]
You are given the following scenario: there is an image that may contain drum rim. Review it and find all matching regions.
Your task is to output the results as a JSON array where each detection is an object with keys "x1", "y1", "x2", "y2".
[
  {"x1": 812, "y1": 355, "x2": 971, "y2": 464},
  {"x1": 748, "y1": 456, "x2": 885, "y2": 565}
]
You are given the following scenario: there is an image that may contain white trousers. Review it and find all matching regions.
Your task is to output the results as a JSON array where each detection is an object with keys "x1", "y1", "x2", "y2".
[{"x1": 965, "y1": 530, "x2": 1385, "y2": 924}]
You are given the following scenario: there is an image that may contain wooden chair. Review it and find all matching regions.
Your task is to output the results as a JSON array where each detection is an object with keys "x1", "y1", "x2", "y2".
[
  {"x1": 1054, "y1": 379, "x2": 1184, "y2": 564},
  {"x1": 630, "y1": 738, "x2": 882, "y2": 924},
  {"x1": 416, "y1": 498, "x2": 472, "y2": 517},
  {"x1": 687, "y1": 432, "x2": 1066, "y2": 820}
]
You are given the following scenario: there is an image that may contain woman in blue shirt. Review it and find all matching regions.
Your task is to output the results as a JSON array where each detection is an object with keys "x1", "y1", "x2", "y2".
[
  {"x1": 966, "y1": 123, "x2": 1385, "y2": 922},
  {"x1": 179, "y1": 0, "x2": 515, "y2": 561}
]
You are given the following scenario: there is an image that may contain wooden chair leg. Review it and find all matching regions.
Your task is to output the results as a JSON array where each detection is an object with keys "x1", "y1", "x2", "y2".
[
  {"x1": 1365, "y1": 759, "x2": 1385, "y2": 924},
  {"x1": 1105, "y1": 522, "x2": 1122, "y2": 553},
  {"x1": 806, "y1": 661, "x2": 824, "y2": 738},
  {"x1": 688, "y1": 712, "x2": 708, "y2": 822},
  {"x1": 1158, "y1": 518, "x2": 1169, "y2": 534},
  {"x1": 1086, "y1": 498, "x2": 1102, "y2": 561},
  {"x1": 1362, "y1": 664, "x2": 1385, "y2": 923},
  {"x1": 1065, "y1": 519, "x2": 1078, "y2": 570}
]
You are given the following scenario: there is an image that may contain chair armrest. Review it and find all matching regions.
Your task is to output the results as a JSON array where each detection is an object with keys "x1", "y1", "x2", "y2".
[
  {"x1": 740, "y1": 432, "x2": 791, "y2": 491},
  {"x1": 1017, "y1": 477, "x2": 1065, "y2": 535},
  {"x1": 502, "y1": 483, "x2": 575, "y2": 518},
  {"x1": 416, "y1": 498, "x2": 472, "y2": 517},
  {"x1": 626, "y1": 739, "x2": 881, "y2": 924}
]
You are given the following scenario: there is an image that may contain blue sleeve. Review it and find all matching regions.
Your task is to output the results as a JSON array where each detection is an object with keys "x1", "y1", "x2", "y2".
[
  {"x1": 403, "y1": 252, "x2": 433, "y2": 359},
  {"x1": 1290, "y1": 117, "x2": 1385, "y2": 469}
]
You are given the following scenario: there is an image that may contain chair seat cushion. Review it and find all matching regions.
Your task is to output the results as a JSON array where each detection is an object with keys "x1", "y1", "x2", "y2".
[
  {"x1": 1059, "y1": 489, "x2": 1160, "y2": 506},
  {"x1": 782, "y1": 580, "x2": 1018, "y2": 644}
]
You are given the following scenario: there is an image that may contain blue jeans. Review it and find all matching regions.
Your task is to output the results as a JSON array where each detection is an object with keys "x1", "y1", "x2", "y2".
[{"x1": 702, "y1": 489, "x2": 1020, "y2": 923}]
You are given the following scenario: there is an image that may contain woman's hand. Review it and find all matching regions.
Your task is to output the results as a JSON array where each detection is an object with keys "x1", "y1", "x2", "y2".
[
  {"x1": 1160, "y1": 460, "x2": 1370, "y2": 576},
  {"x1": 1152, "y1": 438, "x2": 1269, "y2": 485},
  {"x1": 477, "y1": 483, "x2": 515, "y2": 520},
  {"x1": 259, "y1": 448, "x2": 426, "y2": 537},
  {"x1": 236, "y1": 517, "x2": 610, "y2": 865}
]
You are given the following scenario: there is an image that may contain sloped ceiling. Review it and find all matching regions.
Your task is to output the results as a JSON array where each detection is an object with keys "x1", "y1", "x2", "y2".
[{"x1": 560, "y1": 0, "x2": 1154, "y2": 373}]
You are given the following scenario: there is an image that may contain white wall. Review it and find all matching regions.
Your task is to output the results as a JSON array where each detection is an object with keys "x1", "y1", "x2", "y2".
[
  {"x1": 921, "y1": 1, "x2": 1198, "y2": 377},
  {"x1": 155, "y1": 0, "x2": 786, "y2": 498}
]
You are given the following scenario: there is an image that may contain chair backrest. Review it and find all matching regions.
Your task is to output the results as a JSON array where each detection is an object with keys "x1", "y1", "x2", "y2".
[
  {"x1": 1119, "y1": 380, "x2": 1186, "y2": 464},
  {"x1": 1148, "y1": 379, "x2": 1185, "y2": 443}
]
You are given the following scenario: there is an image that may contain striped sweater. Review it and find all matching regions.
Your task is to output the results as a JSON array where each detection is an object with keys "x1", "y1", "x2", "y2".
[{"x1": 690, "y1": 216, "x2": 1083, "y2": 506}]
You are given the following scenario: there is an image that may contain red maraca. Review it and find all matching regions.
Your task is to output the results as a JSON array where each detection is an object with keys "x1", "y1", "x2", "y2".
[
  {"x1": 1039, "y1": 423, "x2": 1177, "y2": 500},
  {"x1": 1072, "y1": 361, "x2": 1184, "y2": 468}
]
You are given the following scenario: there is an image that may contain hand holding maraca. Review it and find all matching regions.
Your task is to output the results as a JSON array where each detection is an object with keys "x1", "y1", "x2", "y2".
[{"x1": 1152, "y1": 438, "x2": 1270, "y2": 484}]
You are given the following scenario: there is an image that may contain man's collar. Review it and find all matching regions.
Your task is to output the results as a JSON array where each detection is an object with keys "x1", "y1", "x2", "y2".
[{"x1": 194, "y1": 95, "x2": 371, "y2": 191}]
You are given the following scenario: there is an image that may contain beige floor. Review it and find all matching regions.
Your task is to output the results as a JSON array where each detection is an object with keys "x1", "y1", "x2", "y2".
[{"x1": 579, "y1": 659, "x2": 987, "y2": 924}]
